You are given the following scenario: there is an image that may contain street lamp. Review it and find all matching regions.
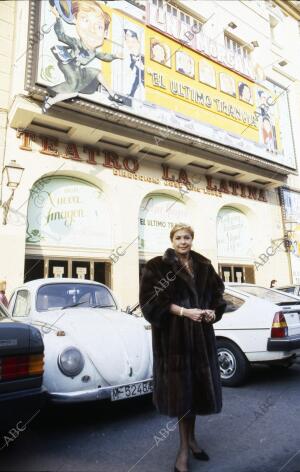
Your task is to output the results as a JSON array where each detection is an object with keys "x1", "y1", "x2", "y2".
[{"x1": 1, "y1": 160, "x2": 24, "y2": 225}]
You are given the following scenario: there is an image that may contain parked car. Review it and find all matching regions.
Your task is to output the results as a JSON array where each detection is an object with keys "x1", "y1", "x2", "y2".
[
  {"x1": 276, "y1": 285, "x2": 300, "y2": 297},
  {"x1": 0, "y1": 301, "x2": 46, "y2": 432},
  {"x1": 215, "y1": 284, "x2": 300, "y2": 386},
  {"x1": 129, "y1": 283, "x2": 300, "y2": 387},
  {"x1": 8, "y1": 279, "x2": 153, "y2": 404}
]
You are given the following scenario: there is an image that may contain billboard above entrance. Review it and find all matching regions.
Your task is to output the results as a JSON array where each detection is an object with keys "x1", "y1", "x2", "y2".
[{"x1": 31, "y1": 1, "x2": 295, "y2": 169}]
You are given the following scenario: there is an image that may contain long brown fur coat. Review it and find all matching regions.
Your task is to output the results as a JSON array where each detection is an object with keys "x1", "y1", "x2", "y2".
[{"x1": 139, "y1": 248, "x2": 227, "y2": 418}]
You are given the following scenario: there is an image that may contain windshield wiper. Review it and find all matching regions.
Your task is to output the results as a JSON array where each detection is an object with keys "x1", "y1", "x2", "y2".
[
  {"x1": 61, "y1": 301, "x2": 88, "y2": 310},
  {"x1": 91, "y1": 304, "x2": 115, "y2": 308}
]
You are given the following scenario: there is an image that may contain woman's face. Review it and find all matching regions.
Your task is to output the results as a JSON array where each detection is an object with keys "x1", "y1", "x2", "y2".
[{"x1": 172, "y1": 229, "x2": 193, "y2": 255}]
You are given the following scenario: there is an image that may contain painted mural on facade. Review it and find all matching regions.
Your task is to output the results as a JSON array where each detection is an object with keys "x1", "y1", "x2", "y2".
[{"x1": 36, "y1": 0, "x2": 295, "y2": 168}]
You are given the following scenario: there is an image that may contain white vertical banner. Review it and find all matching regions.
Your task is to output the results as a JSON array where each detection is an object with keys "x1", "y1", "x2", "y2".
[{"x1": 281, "y1": 189, "x2": 300, "y2": 284}]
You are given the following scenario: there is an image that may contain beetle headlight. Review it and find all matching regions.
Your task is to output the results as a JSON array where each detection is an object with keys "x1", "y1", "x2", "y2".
[{"x1": 58, "y1": 347, "x2": 84, "y2": 377}]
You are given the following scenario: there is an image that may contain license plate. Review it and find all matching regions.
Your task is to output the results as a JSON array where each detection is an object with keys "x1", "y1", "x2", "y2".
[{"x1": 111, "y1": 380, "x2": 153, "y2": 401}]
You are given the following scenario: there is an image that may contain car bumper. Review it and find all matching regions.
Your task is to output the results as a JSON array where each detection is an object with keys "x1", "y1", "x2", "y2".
[
  {"x1": 49, "y1": 378, "x2": 153, "y2": 404},
  {"x1": 0, "y1": 386, "x2": 47, "y2": 432},
  {"x1": 267, "y1": 335, "x2": 300, "y2": 352}
]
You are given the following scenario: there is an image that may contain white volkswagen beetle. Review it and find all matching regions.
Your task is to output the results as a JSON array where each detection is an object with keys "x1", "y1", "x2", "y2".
[{"x1": 8, "y1": 279, "x2": 153, "y2": 403}]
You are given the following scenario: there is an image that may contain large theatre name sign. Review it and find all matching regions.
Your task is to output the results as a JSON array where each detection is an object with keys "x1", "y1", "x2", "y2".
[
  {"x1": 30, "y1": 1, "x2": 295, "y2": 169},
  {"x1": 18, "y1": 131, "x2": 267, "y2": 203}
]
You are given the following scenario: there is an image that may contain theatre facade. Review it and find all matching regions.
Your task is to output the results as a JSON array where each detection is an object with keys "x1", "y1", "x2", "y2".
[{"x1": 1, "y1": 0, "x2": 298, "y2": 306}]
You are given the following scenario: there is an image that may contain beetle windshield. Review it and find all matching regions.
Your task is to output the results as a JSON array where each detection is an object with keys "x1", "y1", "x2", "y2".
[{"x1": 36, "y1": 283, "x2": 117, "y2": 312}]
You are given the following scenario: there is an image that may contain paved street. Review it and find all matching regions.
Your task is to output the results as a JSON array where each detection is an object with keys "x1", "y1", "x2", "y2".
[{"x1": 1, "y1": 363, "x2": 300, "y2": 472}]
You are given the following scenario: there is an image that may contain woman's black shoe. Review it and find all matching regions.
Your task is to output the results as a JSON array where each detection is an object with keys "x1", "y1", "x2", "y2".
[{"x1": 190, "y1": 447, "x2": 209, "y2": 461}]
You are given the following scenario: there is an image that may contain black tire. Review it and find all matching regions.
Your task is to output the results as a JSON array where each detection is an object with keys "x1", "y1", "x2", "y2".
[{"x1": 216, "y1": 339, "x2": 250, "y2": 387}]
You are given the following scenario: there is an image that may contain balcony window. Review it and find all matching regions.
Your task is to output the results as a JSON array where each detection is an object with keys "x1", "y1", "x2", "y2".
[
  {"x1": 149, "y1": 1, "x2": 202, "y2": 43},
  {"x1": 224, "y1": 34, "x2": 250, "y2": 61}
]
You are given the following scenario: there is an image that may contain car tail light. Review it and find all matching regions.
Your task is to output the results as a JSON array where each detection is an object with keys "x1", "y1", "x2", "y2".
[
  {"x1": 28, "y1": 354, "x2": 44, "y2": 376},
  {"x1": 271, "y1": 311, "x2": 288, "y2": 338},
  {"x1": 0, "y1": 353, "x2": 44, "y2": 381}
]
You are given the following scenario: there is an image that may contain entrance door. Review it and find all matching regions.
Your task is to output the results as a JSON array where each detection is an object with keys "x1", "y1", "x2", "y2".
[
  {"x1": 219, "y1": 264, "x2": 255, "y2": 283},
  {"x1": 72, "y1": 261, "x2": 90, "y2": 280},
  {"x1": 24, "y1": 259, "x2": 44, "y2": 283},
  {"x1": 49, "y1": 260, "x2": 68, "y2": 278}
]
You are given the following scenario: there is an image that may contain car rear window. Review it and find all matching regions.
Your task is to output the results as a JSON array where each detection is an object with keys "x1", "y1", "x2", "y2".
[
  {"x1": 278, "y1": 287, "x2": 295, "y2": 294},
  {"x1": 224, "y1": 293, "x2": 245, "y2": 312},
  {"x1": 234, "y1": 286, "x2": 298, "y2": 303}
]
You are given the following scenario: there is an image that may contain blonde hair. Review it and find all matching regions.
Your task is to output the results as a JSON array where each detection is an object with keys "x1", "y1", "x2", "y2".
[{"x1": 170, "y1": 223, "x2": 194, "y2": 241}]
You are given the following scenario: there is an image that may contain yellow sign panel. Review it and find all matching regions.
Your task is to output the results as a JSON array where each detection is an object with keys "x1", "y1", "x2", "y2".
[{"x1": 145, "y1": 27, "x2": 260, "y2": 143}]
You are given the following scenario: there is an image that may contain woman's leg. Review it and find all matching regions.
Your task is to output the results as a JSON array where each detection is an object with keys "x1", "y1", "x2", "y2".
[
  {"x1": 187, "y1": 415, "x2": 203, "y2": 453},
  {"x1": 175, "y1": 416, "x2": 189, "y2": 471}
]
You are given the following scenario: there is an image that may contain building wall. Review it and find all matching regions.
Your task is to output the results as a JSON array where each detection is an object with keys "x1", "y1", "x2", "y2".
[
  {"x1": 0, "y1": 1, "x2": 15, "y2": 202},
  {"x1": 0, "y1": 0, "x2": 299, "y2": 303},
  {"x1": 0, "y1": 125, "x2": 290, "y2": 306},
  {"x1": 0, "y1": 1, "x2": 15, "y2": 109}
]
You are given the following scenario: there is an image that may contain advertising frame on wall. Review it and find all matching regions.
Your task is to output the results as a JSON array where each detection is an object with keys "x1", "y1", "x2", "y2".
[
  {"x1": 26, "y1": 176, "x2": 113, "y2": 251},
  {"x1": 25, "y1": 0, "x2": 296, "y2": 171}
]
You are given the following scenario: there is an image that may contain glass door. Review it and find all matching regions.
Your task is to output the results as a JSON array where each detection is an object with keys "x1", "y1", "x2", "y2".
[
  {"x1": 24, "y1": 259, "x2": 45, "y2": 282},
  {"x1": 48, "y1": 260, "x2": 68, "y2": 278},
  {"x1": 233, "y1": 267, "x2": 244, "y2": 283},
  {"x1": 221, "y1": 266, "x2": 233, "y2": 283},
  {"x1": 25, "y1": 257, "x2": 111, "y2": 286},
  {"x1": 72, "y1": 261, "x2": 90, "y2": 280},
  {"x1": 219, "y1": 264, "x2": 255, "y2": 283}
]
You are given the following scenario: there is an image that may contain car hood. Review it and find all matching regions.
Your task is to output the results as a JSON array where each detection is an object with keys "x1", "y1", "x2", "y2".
[{"x1": 33, "y1": 308, "x2": 151, "y2": 385}]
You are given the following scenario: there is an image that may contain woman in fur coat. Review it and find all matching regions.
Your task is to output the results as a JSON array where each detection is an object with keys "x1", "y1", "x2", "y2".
[{"x1": 139, "y1": 223, "x2": 227, "y2": 472}]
